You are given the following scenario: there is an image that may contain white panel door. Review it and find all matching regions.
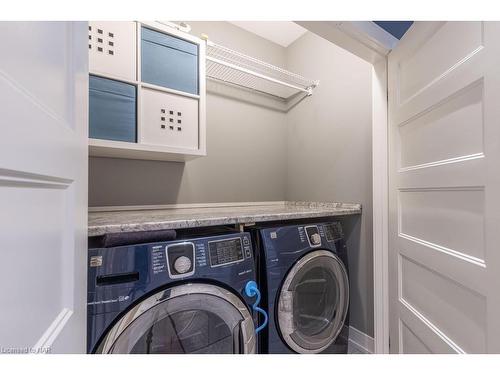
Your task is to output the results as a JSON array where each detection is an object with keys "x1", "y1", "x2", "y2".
[
  {"x1": 388, "y1": 22, "x2": 500, "y2": 353},
  {"x1": 0, "y1": 22, "x2": 88, "y2": 353}
]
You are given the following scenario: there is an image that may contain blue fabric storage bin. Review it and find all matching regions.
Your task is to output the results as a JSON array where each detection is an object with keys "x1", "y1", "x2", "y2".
[
  {"x1": 141, "y1": 27, "x2": 199, "y2": 95},
  {"x1": 89, "y1": 75, "x2": 137, "y2": 143}
]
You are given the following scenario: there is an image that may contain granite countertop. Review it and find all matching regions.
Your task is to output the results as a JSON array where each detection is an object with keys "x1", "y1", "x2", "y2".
[{"x1": 88, "y1": 201, "x2": 362, "y2": 237}]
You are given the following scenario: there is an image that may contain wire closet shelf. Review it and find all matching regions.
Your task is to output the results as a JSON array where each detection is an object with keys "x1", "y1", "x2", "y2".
[{"x1": 205, "y1": 40, "x2": 319, "y2": 101}]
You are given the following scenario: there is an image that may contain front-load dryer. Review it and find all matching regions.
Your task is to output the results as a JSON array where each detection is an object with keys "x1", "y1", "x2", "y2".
[
  {"x1": 87, "y1": 231, "x2": 266, "y2": 354},
  {"x1": 254, "y1": 221, "x2": 350, "y2": 354}
]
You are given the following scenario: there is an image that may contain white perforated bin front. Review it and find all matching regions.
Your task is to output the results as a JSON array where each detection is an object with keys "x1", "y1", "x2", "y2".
[
  {"x1": 88, "y1": 21, "x2": 137, "y2": 82},
  {"x1": 140, "y1": 87, "x2": 199, "y2": 150}
]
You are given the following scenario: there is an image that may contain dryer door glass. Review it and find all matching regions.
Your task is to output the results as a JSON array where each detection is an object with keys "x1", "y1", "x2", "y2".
[
  {"x1": 278, "y1": 250, "x2": 349, "y2": 353},
  {"x1": 97, "y1": 284, "x2": 255, "y2": 354}
]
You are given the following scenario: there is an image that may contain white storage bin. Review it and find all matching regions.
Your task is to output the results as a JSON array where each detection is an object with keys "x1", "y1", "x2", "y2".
[
  {"x1": 140, "y1": 87, "x2": 199, "y2": 151},
  {"x1": 141, "y1": 26, "x2": 199, "y2": 94},
  {"x1": 88, "y1": 21, "x2": 136, "y2": 82}
]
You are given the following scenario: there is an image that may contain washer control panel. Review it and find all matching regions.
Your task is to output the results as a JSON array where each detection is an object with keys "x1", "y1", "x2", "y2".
[
  {"x1": 150, "y1": 233, "x2": 253, "y2": 278},
  {"x1": 209, "y1": 237, "x2": 250, "y2": 267},
  {"x1": 323, "y1": 222, "x2": 344, "y2": 242}
]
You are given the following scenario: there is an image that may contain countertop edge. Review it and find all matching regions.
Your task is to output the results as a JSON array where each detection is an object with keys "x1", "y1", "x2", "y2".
[{"x1": 88, "y1": 201, "x2": 361, "y2": 237}]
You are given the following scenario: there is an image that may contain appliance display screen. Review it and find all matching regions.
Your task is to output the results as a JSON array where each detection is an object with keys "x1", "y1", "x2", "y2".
[
  {"x1": 208, "y1": 238, "x2": 244, "y2": 267},
  {"x1": 323, "y1": 223, "x2": 342, "y2": 242}
]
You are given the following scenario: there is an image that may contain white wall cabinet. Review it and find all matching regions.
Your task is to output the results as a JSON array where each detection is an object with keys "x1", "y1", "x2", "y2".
[{"x1": 88, "y1": 21, "x2": 206, "y2": 162}]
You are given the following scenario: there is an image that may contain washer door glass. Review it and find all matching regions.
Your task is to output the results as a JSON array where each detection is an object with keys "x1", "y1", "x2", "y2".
[
  {"x1": 278, "y1": 250, "x2": 349, "y2": 353},
  {"x1": 98, "y1": 284, "x2": 255, "y2": 354}
]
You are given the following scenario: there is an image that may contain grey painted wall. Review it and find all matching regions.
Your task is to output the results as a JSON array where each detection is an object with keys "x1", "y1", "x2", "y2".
[
  {"x1": 285, "y1": 31, "x2": 374, "y2": 337},
  {"x1": 88, "y1": 22, "x2": 374, "y2": 338},
  {"x1": 89, "y1": 22, "x2": 287, "y2": 206}
]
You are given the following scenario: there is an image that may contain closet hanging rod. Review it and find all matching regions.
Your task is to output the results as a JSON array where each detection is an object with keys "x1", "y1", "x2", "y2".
[
  {"x1": 206, "y1": 56, "x2": 312, "y2": 95},
  {"x1": 204, "y1": 39, "x2": 319, "y2": 101}
]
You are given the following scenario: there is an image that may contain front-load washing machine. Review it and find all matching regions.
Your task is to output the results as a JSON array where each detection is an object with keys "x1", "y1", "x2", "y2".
[
  {"x1": 87, "y1": 230, "x2": 266, "y2": 354},
  {"x1": 254, "y1": 221, "x2": 350, "y2": 354}
]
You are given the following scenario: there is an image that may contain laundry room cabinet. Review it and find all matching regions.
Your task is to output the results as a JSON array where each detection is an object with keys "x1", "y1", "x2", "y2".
[{"x1": 88, "y1": 21, "x2": 206, "y2": 162}]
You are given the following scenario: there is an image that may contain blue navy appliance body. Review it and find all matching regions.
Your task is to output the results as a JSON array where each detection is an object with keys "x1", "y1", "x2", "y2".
[
  {"x1": 255, "y1": 221, "x2": 350, "y2": 354},
  {"x1": 87, "y1": 232, "x2": 258, "y2": 354}
]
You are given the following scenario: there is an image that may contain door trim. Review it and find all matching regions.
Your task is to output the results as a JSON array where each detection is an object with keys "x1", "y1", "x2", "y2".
[{"x1": 371, "y1": 56, "x2": 390, "y2": 354}]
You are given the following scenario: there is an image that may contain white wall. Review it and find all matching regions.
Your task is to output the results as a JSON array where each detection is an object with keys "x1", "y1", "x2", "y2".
[{"x1": 285, "y1": 31, "x2": 374, "y2": 337}]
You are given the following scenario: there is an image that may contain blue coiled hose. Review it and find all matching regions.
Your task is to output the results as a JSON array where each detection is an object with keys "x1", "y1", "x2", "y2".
[{"x1": 244, "y1": 281, "x2": 268, "y2": 333}]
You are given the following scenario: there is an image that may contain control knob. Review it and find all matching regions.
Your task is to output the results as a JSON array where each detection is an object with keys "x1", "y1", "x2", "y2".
[
  {"x1": 174, "y1": 256, "x2": 192, "y2": 274},
  {"x1": 310, "y1": 233, "x2": 321, "y2": 245}
]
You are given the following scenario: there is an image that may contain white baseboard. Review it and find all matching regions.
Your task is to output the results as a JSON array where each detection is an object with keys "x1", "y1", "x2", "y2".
[{"x1": 348, "y1": 326, "x2": 374, "y2": 354}]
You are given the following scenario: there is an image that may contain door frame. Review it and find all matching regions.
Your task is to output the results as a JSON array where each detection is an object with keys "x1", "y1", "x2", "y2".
[
  {"x1": 371, "y1": 56, "x2": 389, "y2": 354},
  {"x1": 295, "y1": 21, "x2": 392, "y2": 353}
]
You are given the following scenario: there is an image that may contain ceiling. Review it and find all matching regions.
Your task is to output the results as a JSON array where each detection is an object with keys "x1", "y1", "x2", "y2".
[{"x1": 228, "y1": 21, "x2": 308, "y2": 47}]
